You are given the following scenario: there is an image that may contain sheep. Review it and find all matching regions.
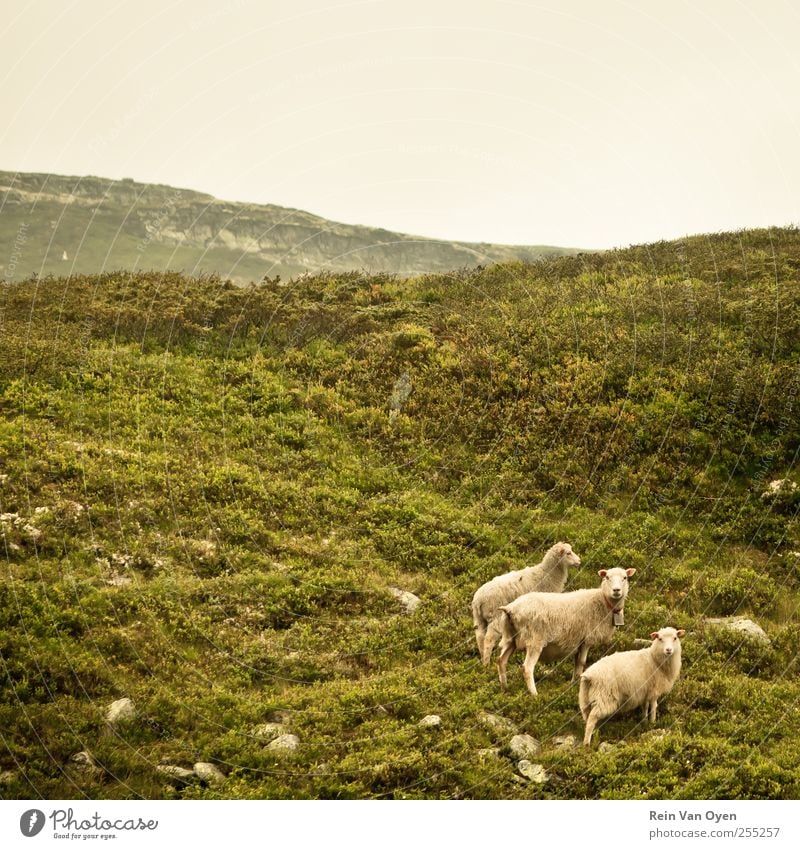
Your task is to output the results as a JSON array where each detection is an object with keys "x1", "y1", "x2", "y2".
[
  {"x1": 496, "y1": 567, "x2": 636, "y2": 695},
  {"x1": 579, "y1": 626, "x2": 685, "y2": 746},
  {"x1": 472, "y1": 542, "x2": 581, "y2": 666}
]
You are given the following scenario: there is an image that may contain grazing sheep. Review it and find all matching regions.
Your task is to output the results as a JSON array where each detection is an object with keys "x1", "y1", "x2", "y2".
[
  {"x1": 579, "y1": 627, "x2": 685, "y2": 746},
  {"x1": 472, "y1": 543, "x2": 582, "y2": 665},
  {"x1": 496, "y1": 567, "x2": 635, "y2": 695}
]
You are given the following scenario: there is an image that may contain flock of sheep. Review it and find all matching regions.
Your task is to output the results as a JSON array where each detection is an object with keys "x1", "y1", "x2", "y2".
[{"x1": 471, "y1": 542, "x2": 684, "y2": 746}]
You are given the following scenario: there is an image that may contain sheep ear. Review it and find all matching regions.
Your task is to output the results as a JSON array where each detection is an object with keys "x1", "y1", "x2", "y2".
[
  {"x1": 598, "y1": 569, "x2": 607, "y2": 577},
  {"x1": 649, "y1": 632, "x2": 659, "y2": 640},
  {"x1": 626, "y1": 568, "x2": 637, "y2": 577},
  {"x1": 558, "y1": 545, "x2": 565, "y2": 555},
  {"x1": 676, "y1": 629, "x2": 686, "y2": 638}
]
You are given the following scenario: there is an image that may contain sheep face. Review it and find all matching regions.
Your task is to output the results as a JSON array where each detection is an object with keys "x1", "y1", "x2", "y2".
[
  {"x1": 649, "y1": 627, "x2": 685, "y2": 658},
  {"x1": 598, "y1": 567, "x2": 635, "y2": 604},
  {"x1": 558, "y1": 543, "x2": 581, "y2": 569}
]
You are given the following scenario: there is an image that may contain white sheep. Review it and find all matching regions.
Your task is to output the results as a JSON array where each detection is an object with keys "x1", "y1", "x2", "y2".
[
  {"x1": 472, "y1": 542, "x2": 581, "y2": 665},
  {"x1": 496, "y1": 567, "x2": 635, "y2": 695},
  {"x1": 579, "y1": 626, "x2": 685, "y2": 746}
]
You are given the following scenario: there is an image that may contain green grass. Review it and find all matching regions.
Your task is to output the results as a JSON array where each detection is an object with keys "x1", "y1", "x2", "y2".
[{"x1": 1, "y1": 226, "x2": 799, "y2": 798}]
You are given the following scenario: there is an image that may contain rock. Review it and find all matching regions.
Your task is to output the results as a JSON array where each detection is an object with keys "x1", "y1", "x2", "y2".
[
  {"x1": 762, "y1": 479, "x2": 797, "y2": 499},
  {"x1": 476, "y1": 747, "x2": 501, "y2": 761},
  {"x1": 0, "y1": 769, "x2": 15, "y2": 785},
  {"x1": 251, "y1": 722, "x2": 284, "y2": 741},
  {"x1": 267, "y1": 734, "x2": 300, "y2": 753},
  {"x1": 598, "y1": 742, "x2": 615, "y2": 753},
  {"x1": 389, "y1": 587, "x2": 421, "y2": 615},
  {"x1": 106, "y1": 697, "x2": 136, "y2": 726},
  {"x1": 105, "y1": 574, "x2": 133, "y2": 587},
  {"x1": 509, "y1": 734, "x2": 541, "y2": 759},
  {"x1": 704, "y1": 616, "x2": 771, "y2": 645},
  {"x1": 552, "y1": 734, "x2": 576, "y2": 749},
  {"x1": 418, "y1": 714, "x2": 441, "y2": 728},
  {"x1": 478, "y1": 712, "x2": 519, "y2": 736},
  {"x1": 157, "y1": 765, "x2": 197, "y2": 783},
  {"x1": 633, "y1": 638, "x2": 652, "y2": 648},
  {"x1": 193, "y1": 762, "x2": 226, "y2": 785},
  {"x1": 517, "y1": 760, "x2": 549, "y2": 784},
  {"x1": 641, "y1": 728, "x2": 669, "y2": 741},
  {"x1": 69, "y1": 750, "x2": 102, "y2": 778}
]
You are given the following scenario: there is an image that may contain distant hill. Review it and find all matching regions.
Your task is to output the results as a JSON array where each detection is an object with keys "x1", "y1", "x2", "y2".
[{"x1": 0, "y1": 170, "x2": 580, "y2": 282}]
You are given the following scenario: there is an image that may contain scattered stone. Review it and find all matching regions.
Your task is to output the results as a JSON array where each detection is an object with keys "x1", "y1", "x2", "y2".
[
  {"x1": 389, "y1": 587, "x2": 421, "y2": 615},
  {"x1": 476, "y1": 747, "x2": 501, "y2": 761},
  {"x1": 157, "y1": 765, "x2": 197, "y2": 783},
  {"x1": 0, "y1": 769, "x2": 16, "y2": 785},
  {"x1": 517, "y1": 760, "x2": 549, "y2": 784},
  {"x1": 641, "y1": 728, "x2": 669, "y2": 741},
  {"x1": 105, "y1": 574, "x2": 133, "y2": 587},
  {"x1": 761, "y1": 479, "x2": 798, "y2": 499},
  {"x1": 106, "y1": 697, "x2": 136, "y2": 727},
  {"x1": 418, "y1": 714, "x2": 441, "y2": 728},
  {"x1": 69, "y1": 750, "x2": 102, "y2": 778},
  {"x1": 477, "y1": 712, "x2": 519, "y2": 736},
  {"x1": 705, "y1": 616, "x2": 771, "y2": 645},
  {"x1": 598, "y1": 742, "x2": 615, "y2": 753},
  {"x1": 633, "y1": 638, "x2": 652, "y2": 648},
  {"x1": 552, "y1": 734, "x2": 576, "y2": 750},
  {"x1": 509, "y1": 734, "x2": 541, "y2": 759},
  {"x1": 267, "y1": 734, "x2": 300, "y2": 753},
  {"x1": 193, "y1": 762, "x2": 226, "y2": 785},
  {"x1": 251, "y1": 722, "x2": 284, "y2": 741}
]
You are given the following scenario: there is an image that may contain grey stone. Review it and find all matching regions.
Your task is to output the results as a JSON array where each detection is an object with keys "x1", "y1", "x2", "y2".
[
  {"x1": 478, "y1": 712, "x2": 519, "y2": 736},
  {"x1": 389, "y1": 587, "x2": 421, "y2": 615},
  {"x1": 552, "y1": 734, "x2": 576, "y2": 749},
  {"x1": 705, "y1": 616, "x2": 770, "y2": 645},
  {"x1": 418, "y1": 714, "x2": 441, "y2": 728},
  {"x1": 157, "y1": 765, "x2": 197, "y2": 783},
  {"x1": 517, "y1": 760, "x2": 549, "y2": 783},
  {"x1": 193, "y1": 762, "x2": 226, "y2": 785},
  {"x1": 251, "y1": 722, "x2": 284, "y2": 741},
  {"x1": 509, "y1": 734, "x2": 541, "y2": 759},
  {"x1": 106, "y1": 697, "x2": 136, "y2": 726},
  {"x1": 267, "y1": 733, "x2": 300, "y2": 752}
]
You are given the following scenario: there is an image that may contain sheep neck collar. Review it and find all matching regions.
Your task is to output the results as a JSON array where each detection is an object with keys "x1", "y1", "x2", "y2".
[{"x1": 603, "y1": 596, "x2": 624, "y2": 614}]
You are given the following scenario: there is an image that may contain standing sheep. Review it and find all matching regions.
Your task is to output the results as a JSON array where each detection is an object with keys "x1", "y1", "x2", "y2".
[
  {"x1": 472, "y1": 542, "x2": 581, "y2": 665},
  {"x1": 579, "y1": 627, "x2": 685, "y2": 746},
  {"x1": 496, "y1": 567, "x2": 635, "y2": 695}
]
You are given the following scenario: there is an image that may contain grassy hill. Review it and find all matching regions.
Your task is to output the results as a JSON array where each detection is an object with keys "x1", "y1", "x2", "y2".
[
  {"x1": 0, "y1": 170, "x2": 579, "y2": 283},
  {"x1": 1, "y1": 226, "x2": 799, "y2": 799}
]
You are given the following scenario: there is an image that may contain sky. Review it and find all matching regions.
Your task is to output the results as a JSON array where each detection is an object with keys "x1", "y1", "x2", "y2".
[{"x1": 2, "y1": 0, "x2": 800, "y2": 249}]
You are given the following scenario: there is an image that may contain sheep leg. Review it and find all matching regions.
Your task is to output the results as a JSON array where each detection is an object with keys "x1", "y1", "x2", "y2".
[
  {"x1": 573, "y1": 642, "x2": 589, "y2": 680},
  {"x1": 474, "y1": 623, "x2": 487, "y2": 661},
  {"x1": 583, "y1": 708, "x2": 602, "y2": 746},
  {"x1": 648, "y1": 698, "x2": 658, "y2": 723},
  {"x1": 523, "y1": 642, "x2": 544, "y2": 697},
  {"x1": 497, "y1": 642, "x2": 515, "y2": 690},
  {"x1": 481, "y1": 617, "x2": 503, "y2": 667}
]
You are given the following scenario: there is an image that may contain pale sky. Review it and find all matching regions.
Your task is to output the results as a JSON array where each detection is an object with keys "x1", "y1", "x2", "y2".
[{"x1": 2, "y1": 0, "x2": 799, "y2": 249}]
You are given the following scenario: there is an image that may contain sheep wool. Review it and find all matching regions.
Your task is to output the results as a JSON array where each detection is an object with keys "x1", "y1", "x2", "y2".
[
  {"x1": 472, "y1": 542, "x2": 581, "y2": 666},
  {"x1": 579, "y1": 626, "x2": 685, "y2": 746},
  {"x1": 496, "y1": 567, "x2": 636, "y2": 696}
]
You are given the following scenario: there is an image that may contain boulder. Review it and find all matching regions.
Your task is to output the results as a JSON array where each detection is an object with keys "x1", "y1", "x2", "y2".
[
  {"x1": 509, "y1": 734, "x2": 541, "y2": 759},
  {"x1": 477, "y1": 712, "x2": 519, "y2": 736},
  {"x1": 418, "y1": 714, "x2": 442, "y2": 728},
  {"x1": 267, "y1": 734, "x2": 300, "y2": 753},
  {"x1": 517, "y1": 760, "x2": 549, "y2": 784},
  {"x1": 705, "y1": 616, "x2": 770, "y2": 645},
  {"x1": 106, "y1": 697, "x2": 136, "y2": 726},
  {"x1": 193, "y1": 762, "x2": 226, "y2": 785},
  {"x1": 389, "y1": 587, "x2": 421, "y2": 615}
]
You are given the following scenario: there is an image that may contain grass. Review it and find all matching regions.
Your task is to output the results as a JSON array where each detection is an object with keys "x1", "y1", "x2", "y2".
[{"x1": 0, "y1": 225, "x2": 799, "y2": 798}]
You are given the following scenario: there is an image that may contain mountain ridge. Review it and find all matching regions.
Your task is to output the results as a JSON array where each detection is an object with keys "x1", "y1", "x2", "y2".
[{"x1": 0, "y1": 169, "x2": 581, "y2": 282}]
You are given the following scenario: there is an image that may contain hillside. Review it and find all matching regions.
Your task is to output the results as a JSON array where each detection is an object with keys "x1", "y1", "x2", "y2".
[
  {"x1": 0, "y1": 170, "x2": 578, "y2": 282},
  {"x1": 1, "y1": 227, "x2": 799, "y2": 799}
]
